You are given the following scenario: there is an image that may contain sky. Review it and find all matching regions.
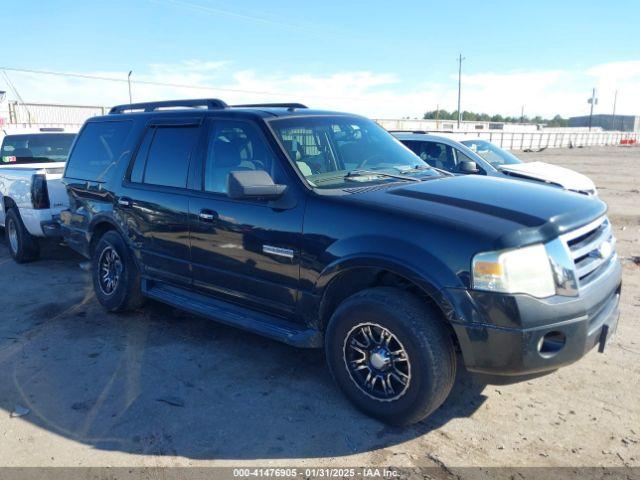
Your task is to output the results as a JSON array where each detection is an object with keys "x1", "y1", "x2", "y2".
[{"x1": 1, "y1": 0, "x2": 639, "y2": 119}]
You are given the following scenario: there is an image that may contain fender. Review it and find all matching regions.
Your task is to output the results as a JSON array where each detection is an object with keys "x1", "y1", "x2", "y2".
[
  {"x1": 311, "y1": 235, "x2": 465, "y2": 325},
  {"x1": 88, "y1": 213, "x2": 125, "y2": 239}
]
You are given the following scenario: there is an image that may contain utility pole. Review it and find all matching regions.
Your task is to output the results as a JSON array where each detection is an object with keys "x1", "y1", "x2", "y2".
[
  {"x1": 128, "y1": 70, "x2": 133, "y2": 104},
  {"x1": 520, "y1": 105, "x2": 525, "y2": 123},
  {"x1": 611, "y1": 90, "x2": 618, "y2": 130},
  {"x1": 457, "y1": 54, "x2": 465, "y2": 129},
  {"x1": 587, "y1": 87, "x2": 598, "y2": 131},
  {"x1": 435, "y1": 103, "x2": 440, "y2": 129}
]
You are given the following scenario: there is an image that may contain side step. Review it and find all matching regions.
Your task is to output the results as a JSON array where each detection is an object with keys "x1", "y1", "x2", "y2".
[{"x1": 142, "y1": 280, "x2": 323, "y2": 348}]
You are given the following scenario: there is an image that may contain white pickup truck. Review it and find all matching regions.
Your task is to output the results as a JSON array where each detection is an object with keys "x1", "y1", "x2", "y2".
[{"x1": 0, "y1": 132, "x2": 75, "y2": 262}]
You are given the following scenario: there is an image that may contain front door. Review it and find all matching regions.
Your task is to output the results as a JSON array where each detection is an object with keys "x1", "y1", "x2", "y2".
[
  {"x1": 188, "y1": 118, "x2": 304, "y2": 318},
  {"x1": 118, "y1": 118, "x2": 203, "y2": 286}
]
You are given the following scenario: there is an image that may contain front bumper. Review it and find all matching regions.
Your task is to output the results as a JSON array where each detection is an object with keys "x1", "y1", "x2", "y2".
[{"x1": 447, "y1": 255, "x2": 622, "y2": 376}]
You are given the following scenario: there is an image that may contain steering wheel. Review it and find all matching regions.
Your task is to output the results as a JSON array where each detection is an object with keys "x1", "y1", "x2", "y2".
[{"x1": 354, "y1": 153, "x2": 384, "y2": 170}]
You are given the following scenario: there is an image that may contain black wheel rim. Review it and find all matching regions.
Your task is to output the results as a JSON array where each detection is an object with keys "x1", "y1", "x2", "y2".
[
  {"x1": 343, "y1": 322, "x2": 411, "y2": 401},
  {"x1": 97, "y1": 246, "x2": 122, "y2": 296}
]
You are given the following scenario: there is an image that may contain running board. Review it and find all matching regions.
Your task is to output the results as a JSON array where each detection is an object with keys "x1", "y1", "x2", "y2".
[{"x1": 142, "y1": 280, "x2": 323, "y2": 348}]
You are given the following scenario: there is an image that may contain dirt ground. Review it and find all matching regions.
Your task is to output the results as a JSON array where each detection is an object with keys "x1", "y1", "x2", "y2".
[{"x1": 0, "y1": 146, "x2": 638, "y2": 471}]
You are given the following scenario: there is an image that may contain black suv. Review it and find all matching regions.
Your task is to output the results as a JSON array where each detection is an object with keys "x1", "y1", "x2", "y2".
[{"x1": 60, "y1": 99, "x2": 621, "y2": 425}]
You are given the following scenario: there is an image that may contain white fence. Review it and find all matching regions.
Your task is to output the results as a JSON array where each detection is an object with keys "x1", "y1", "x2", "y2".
[
  {"x1": 451, "y1": 130, "x2": 639, "y2": 150},
  {"x1": 4, "y1": 102, "x2": 107, "y2": 125}
]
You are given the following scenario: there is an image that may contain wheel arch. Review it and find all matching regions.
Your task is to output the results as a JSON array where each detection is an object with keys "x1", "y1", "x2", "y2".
[
  {"x1": 315, "y1": 256, "x2": 459, "y2": 333},
  {"x1": 88, "y1": 216, "x2": 124, "y2": 255},
  {"x1": 3, "y1": 196, "x2": 17, "y2": 213}
]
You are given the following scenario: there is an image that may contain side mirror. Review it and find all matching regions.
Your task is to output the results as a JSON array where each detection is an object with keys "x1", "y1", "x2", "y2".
[
  {"x1": 458, "y1": 160, "x2": 480, "y2": 174},
  {"x1": 227, "y1": 170, "x2": 287, "y2": 200}
]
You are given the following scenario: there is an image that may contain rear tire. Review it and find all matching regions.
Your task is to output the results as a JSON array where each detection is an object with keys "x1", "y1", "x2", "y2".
[
  {"x1": 92, "y1": 230, "x2": 144, "y2": 312},
  {"x1": 5, "y1": 208, "x2": 40, "y2": 263},
  {"x1": 325, "y1": 287, "x2": 456, "y2": 425}
]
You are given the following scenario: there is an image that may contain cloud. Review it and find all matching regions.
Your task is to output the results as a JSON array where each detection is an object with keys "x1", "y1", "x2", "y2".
[{"x1": 1, "y1": 59, "x2": 639, "y2": 119}]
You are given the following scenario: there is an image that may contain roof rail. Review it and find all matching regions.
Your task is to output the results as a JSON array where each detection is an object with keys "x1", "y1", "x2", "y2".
[
  {"x1": 109, "y1": 98, "x2": 228, "y2": 114},
  {"x1": 232, "y1": 103, "x2": 308, "y2": 109}
]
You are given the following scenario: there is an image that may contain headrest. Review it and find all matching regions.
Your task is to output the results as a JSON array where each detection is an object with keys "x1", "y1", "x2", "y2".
[
  {"x1": 213, "y1": 140, "x2": 241, "y2": 167},
  {"x1": 423, "y1": 143, "x2": 441, "y2": 157}
]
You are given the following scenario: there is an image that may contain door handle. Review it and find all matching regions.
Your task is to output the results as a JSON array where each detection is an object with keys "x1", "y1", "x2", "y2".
[
  {"x1": 117, "y1": 197, "x2": 133, "y2": 208},
  {"x1": 198, "y1": 210, "x2": 217, "y2": 222}
]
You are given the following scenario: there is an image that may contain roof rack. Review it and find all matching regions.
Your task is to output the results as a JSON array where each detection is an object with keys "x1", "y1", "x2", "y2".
[
  {"x1": 109, "y1": 98, "x2": 228, "y2": 114},
  {"x1": 232, "y1": 103, "x2": 308, "y2": 109}
]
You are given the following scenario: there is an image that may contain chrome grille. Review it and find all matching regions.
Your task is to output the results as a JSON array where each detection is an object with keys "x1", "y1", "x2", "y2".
[{"x1": 561, "y1": 216, "x2": 616, "y2": 287}]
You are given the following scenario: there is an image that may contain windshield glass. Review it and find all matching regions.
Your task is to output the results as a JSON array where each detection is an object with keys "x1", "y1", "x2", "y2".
[
  {"x1": 460, "y1": 139, "x2": 522, "y2": 167},
  {"x1": 270, "y1": 116, "x2": 439, "y2": 189},
  {"x1": 1, "y1": 133, "x2": 76, "y2": 165}
]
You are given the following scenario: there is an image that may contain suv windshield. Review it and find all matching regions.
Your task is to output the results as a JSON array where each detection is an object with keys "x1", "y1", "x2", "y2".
[
  {"x1": 1, "y1": 133, "x2": 75, "y2": 165},
  {"x1": 460, "y1": 139, "x2": 521, "y2": 167},
  {"x1": 270, "y1": 116, "x2": 439, "y2": 189}
]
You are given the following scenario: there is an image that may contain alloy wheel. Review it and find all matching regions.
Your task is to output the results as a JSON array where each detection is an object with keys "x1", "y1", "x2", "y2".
[{"x1": 343, "y1": 322, "x2": 411, "y2": 401}]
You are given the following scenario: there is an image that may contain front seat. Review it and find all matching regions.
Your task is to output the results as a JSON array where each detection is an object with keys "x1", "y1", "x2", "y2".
[
  {"x1": 421, "y1": 143, "x2": 444, "y2": 169},
  {"x1": 283, "y1": 139, "x2": 312, "y2": 176},
  {"x1": 207, "y1": 140, "x2": 252, "y2": 193}
]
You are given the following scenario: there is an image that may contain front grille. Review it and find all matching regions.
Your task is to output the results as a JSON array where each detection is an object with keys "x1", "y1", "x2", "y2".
[{"x1": 561, "y1": 216, "x2": 616, "y2": 287}]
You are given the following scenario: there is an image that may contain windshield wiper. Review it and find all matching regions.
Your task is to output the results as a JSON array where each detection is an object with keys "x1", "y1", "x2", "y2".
[
  {"x1": 396, "y1": 164, "x2": 452, "y2": 176},
  {"x1": 345, "y1": 169, "x2": 418, "y2": 182}
]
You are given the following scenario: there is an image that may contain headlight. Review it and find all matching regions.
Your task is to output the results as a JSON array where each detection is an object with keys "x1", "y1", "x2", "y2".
[{"x1": 472, "y1": 244, "x2": 556, "y2": 298}]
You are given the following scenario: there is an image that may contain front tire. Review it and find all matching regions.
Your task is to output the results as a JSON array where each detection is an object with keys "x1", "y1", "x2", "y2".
[
  {"x1": 5, "y1": 208, "x2": 40, "y2": 263},
  {"x1": 325, "y1": 287, "x2": 456, "y2": 425},
  {"x1": 92, "y1": 230, "x2": 144, "y2": 312}
]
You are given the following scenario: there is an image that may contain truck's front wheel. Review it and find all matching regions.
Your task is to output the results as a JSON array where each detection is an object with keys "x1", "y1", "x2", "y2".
[
  {"x1": 5, "y1": 209, "x2": 40, "y2": 263},
  {"x1": 325, "y1": 287, "x2": 456, "y2": 425}
]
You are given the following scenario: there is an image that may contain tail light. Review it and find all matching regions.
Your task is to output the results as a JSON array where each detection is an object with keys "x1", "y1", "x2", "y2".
[{"x1": 31, "y1": 174, "x2": 50, "y2": 209}]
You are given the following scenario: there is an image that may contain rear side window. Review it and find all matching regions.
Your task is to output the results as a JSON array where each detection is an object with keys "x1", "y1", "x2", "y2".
[
  {"x1": 65, "y1": 121, "x2": 133, "y2": 181},
  {"x1": 130, "y1": 126, "x2": 200, "y2": 189}
]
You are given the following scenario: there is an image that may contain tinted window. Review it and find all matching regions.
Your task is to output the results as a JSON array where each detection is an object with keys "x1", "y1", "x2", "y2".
[
  {"x1": 204, "y1": 121, "x2": 278, "y2": 194},
  {"x1": 129, "y1": 129, "x2": 155, "y2": 183},
  {"x1": 143, "y1": 126, "x2": 200, "y2": 188},
  {"x1": 1, "y1": 134, "x2": 75, "y2": 165},
  {"x1": 65, "y1": 121, "x2": 133, "y2": 181},
  {"x1": 402, "y1": 141, "x2": 457, "y2": 172}
]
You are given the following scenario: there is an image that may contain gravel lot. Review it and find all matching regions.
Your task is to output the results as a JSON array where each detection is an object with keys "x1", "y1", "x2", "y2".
[{"x1": 0, "y1": 146, "x2": 638, "y2": 471}]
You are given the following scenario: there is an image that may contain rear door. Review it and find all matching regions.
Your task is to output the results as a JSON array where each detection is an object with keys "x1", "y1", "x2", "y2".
[
  {"x1": 119, "y1": 117, "x2": 203, "y2": 286},
  {"x1": 188, "y1": 118, "x2": 304, "y2": 318}
]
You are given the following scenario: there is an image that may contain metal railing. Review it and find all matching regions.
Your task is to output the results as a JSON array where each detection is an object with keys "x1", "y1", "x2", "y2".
[
  {"x1": 447, "y1": 130, "x2": 639, "y2": 150},
  {"x1": 6, "y1": 102, "x2": 107, "y2": 125}
]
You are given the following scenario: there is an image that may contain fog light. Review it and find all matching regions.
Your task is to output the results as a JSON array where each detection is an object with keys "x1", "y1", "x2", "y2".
[{"x1": 538, "y1": 331, "x2": 566, "y2": 357}]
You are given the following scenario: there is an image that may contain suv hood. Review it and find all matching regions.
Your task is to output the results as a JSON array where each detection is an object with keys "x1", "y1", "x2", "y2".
[
  {"x1": 498, "y1": 161, "x2": 596, "y2": 195},
  {"x1": 344, "y1": 175, "x2": 606, "y2": 249}
]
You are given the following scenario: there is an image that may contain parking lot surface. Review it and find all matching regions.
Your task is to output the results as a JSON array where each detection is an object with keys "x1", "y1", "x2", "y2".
[{"x1": 0, "y1": 146, "x2": 638, "y2": 469}]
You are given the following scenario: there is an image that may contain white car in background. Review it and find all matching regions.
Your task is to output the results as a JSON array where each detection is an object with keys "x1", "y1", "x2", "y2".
[
  {"x1": 392, "y1": 132, "x2": 597, "y2": 196},
  {"x1": 0, "y1": 131, "x2": 76, "y2": 262}
]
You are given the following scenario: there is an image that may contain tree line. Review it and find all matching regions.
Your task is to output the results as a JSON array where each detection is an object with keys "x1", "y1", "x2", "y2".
[{"x1": 422, "y1": 110, "x2": 569, "y2": 127}]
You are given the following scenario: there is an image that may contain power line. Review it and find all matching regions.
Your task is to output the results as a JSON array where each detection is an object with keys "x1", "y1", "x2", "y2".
[
  {"x1": 150, "y1": 0, "x2": 363, "y2": 42},
  {"x1": 1, "y1": 70, "x2": 33, "y2": 123},
  {"x1": 0, "y1": 66, "x2": 367, "y2": 102}
]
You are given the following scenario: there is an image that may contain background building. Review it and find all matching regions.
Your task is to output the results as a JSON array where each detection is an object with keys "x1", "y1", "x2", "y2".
[{"x1": 569, "y1": 114, "x2": 640, "y2": 132}]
